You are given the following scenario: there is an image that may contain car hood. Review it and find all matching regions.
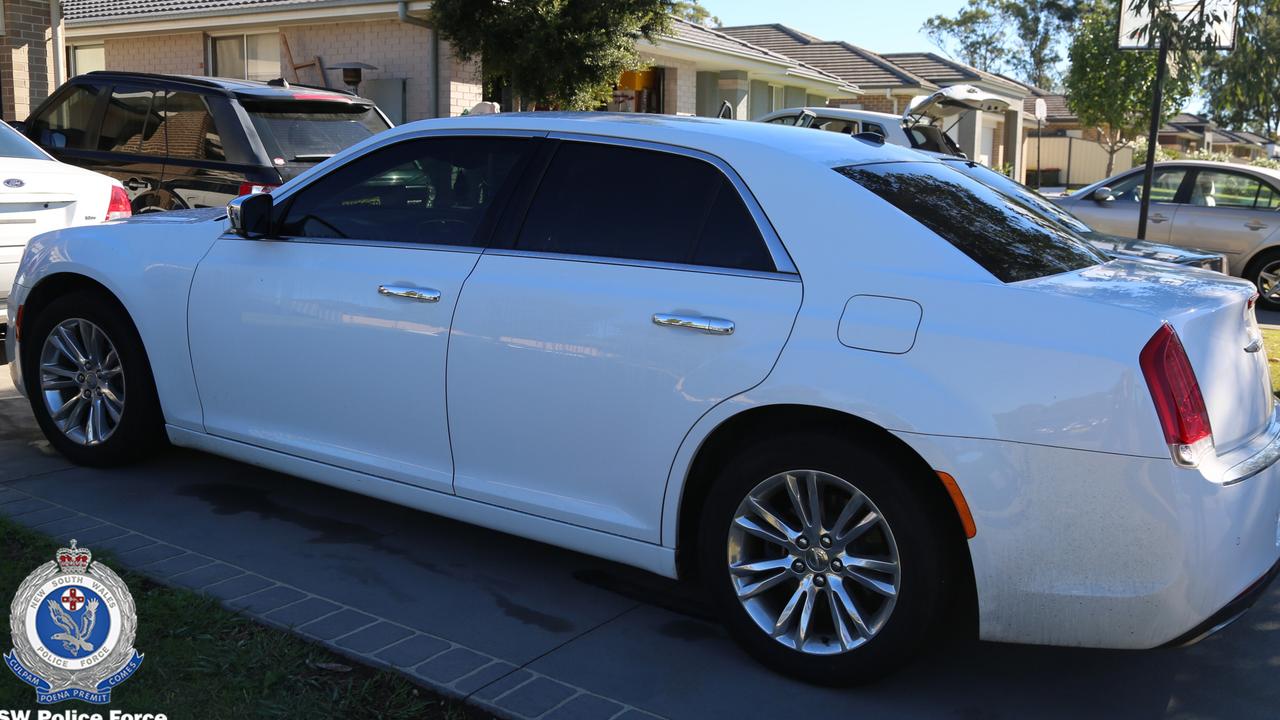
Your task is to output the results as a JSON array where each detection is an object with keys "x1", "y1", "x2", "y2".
[
  {"x1": 903, "y1": 85, "x2": 1011, "y2": 124},
  {"x1": 1083, "y1": 231, "x2": 1222, "y2": 265}
]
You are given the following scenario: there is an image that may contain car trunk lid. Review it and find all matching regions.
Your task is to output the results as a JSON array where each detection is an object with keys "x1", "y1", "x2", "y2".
[
  {"x1": 902, "y1": 84, "x2": 1011, "y2": 125},
  {"x1": 1025, "y1": 260, "x2": 1272, "y2": 454},
  {"x1": 0, "y1": 159, "x2": 84, "y2": 250}
]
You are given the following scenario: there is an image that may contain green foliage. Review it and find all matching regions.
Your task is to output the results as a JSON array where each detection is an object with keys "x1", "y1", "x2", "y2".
[
  {"x1": 430, "y1": 0, "x2": 675, "y2": 110},
  {"x1": 1066, "y1": 0, "x2": 1195, "y2": 172},
  {"x1": 671, "y1": 0, "x2": 719, "y2": 27},
  {"x1": 1201, "y1": 0, "x2": 1280, "y2": 135},
  {"x1": 922, "y1": 0, "x2": 1008, "y2": 72},
  {"x1": 922, "y1": 0, "x2": 1083, "y2": 88}
]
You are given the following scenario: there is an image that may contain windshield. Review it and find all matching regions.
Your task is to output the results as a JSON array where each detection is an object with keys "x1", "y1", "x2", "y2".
[
  {"x1": 944, "y1": 160, "x2": 1093, "y2": 234},
  {"x1": 0, "y1": 121, "x2": 51, "y2": 160},
  {"x1": 838, "y1": 161, "x2": 1106, "y2": 283},
  {"x1": 244, "y1": 102, "x2": 390, "y2": 163}
]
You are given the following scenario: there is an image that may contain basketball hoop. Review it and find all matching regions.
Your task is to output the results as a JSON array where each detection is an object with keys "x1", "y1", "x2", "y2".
[{"x1": 1117, "y1": 0, "x2": 1238, "y2": 51}]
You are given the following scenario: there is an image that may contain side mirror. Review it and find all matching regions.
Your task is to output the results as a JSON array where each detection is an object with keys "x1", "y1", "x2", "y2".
[
  {"x1": 1091, "y1": 186, "x2": 1116, "y2": 203},
  {"x1": 227, "y1": 192, "x2": 274, "y2": 238}
]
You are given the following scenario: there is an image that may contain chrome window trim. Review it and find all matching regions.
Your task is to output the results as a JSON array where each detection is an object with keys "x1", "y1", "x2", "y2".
[
  {"x1": 538, "y1": 131, "x2": 799, "y2": 275},
  {"x1": 485, "y1": 247, "x2": 801, "y2": 283},
  {"x1": 222, "y1": 233, "x2": 485, "y2": 254}
]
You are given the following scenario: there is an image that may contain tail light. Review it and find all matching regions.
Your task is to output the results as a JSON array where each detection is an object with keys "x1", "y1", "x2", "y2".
[
  {"x1": 105, "y1": 186, "x2": 131, "y2": 221},
  {"x1": 1140, "y1": 323, "x2": 1214, "y2": 467},
  {"x1": 238, "y1": 183, "x2": 279, "y2": 196}
]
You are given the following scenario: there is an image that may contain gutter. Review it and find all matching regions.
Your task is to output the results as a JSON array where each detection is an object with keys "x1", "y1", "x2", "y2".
[{"x1": 395, "y1": 1, "x2": 438, "y2": 118}]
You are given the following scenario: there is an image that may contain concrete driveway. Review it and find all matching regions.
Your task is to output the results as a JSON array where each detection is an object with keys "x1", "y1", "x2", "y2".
[{"x1": 1, "y1": 370, "x2": 1279, "y2": 720}]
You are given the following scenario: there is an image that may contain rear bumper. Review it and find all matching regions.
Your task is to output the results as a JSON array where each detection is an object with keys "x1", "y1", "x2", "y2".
[
  {"x1": 896, "y1": 429, "x2": 1280, "y2": 649},
  {"x1": 1161, "y1": 555, "x2": 1280, "y2": 647}
]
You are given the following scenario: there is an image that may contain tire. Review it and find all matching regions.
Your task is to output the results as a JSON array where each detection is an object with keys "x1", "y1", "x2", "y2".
[
  {"x1": 697, "y1": 430, "x2": 949, "y2": 685},
  {"x1": 1244, "y1": 247, "x2": 1280, "y2": 312},
  {"x1": 21, "y1": 290, "x2": 165, "y2": 466}
]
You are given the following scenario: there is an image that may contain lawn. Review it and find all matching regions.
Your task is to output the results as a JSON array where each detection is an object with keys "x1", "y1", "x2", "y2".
[
  {"x1": 1264, "y1": 327, "x2": 1280, "y2": 395},
  {"x1": 0, "y1": 518, "x2": 478, "y2": 719}
]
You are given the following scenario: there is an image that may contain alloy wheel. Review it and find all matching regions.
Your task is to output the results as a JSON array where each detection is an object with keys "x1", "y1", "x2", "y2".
[
  {"x1": 727, "y1": 470, "x2": 901, "y2": 655},
  {"x1": 1258, "y1": 260, "x2": 1280, "y2": 304},
  {"x1": 38, "y1": 318, "x2": 126, "y2": 446}
]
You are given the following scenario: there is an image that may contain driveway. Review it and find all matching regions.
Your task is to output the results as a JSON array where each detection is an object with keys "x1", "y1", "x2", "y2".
[{"x1": 1, "y1": 370, "x2": 1279, "y2": 720}]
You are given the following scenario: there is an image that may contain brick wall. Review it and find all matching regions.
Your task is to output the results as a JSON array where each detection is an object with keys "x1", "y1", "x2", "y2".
[
  {"x1": 832, "y1": 94, "x2": 894, "y2": 114},
  {"x1": 97, "y1": 19, "x2": 482, "y2": 121},
  {"x1": 0, "y1": 0, "x2": 55, "y2": 120},
  {"x1": 104, "y1": 32, "x2": 205, "y2": 76}
]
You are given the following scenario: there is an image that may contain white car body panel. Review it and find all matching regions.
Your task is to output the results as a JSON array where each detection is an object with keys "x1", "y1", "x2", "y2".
[
  {"x1": 7, "y1": 114, "x2": 1279, "y2": 651},
  {"x1": 0, "y1": 155, "x2": 119, "y2": 320}
]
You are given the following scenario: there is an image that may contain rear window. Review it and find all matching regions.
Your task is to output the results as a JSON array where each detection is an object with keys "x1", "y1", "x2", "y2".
[
  {"x1": 838, "y1": 161, "x2": 1105, "y2": 283},
  {"x1": 0, "y1": 122, "x2": 50, "y2": 160},
  {"x1": 243, "y1": 102, "x2": 390, "y2": 163}
]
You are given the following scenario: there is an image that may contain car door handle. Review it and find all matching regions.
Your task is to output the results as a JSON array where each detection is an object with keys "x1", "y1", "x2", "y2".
[
  {"x1": 652, "y1": 313, "x2": 734, "y2": 335},
  {"x1": 1149, "y1": 213, "x2": 1168, "y2": 223},
  {"x1": 1247, "y1": 220, "x2": 1269, "y2": 231},
  {"x1": 378, "y1": 285, "x2": 441, "y2": 303},
  {"x1": 123, "y1": 177, "x2": 146, "y2": 191}
]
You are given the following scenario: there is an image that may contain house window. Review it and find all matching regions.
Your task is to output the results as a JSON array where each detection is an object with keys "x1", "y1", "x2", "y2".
[
  {"x1": 67, "y1": 44, "x2": 105, "y2": 75},
  {"x1": 771, "y1": 86, "x2": 783, "y2": 112},
  {"x1": 210, "y1": 32, "x2": 280, "y2": 82}
]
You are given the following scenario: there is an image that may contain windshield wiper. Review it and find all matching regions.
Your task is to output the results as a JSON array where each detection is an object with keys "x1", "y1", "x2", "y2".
[{"x1": 291, "y1": 153, "x2": 335, "y2": 162}]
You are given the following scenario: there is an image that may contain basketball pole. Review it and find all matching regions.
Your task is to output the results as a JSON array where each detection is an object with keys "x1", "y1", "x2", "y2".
[{"x1": 1135, "y1": 30, "x2": 1169, "y2": 241}]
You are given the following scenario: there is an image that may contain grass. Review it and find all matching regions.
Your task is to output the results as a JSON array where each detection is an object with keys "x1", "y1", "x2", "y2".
[
  {"x1": 1264, "y1": 327, "x2": 1280, "y2": 395},
  {"x1": 0, "y1": 518, "x2": 479, "y2": 718}
]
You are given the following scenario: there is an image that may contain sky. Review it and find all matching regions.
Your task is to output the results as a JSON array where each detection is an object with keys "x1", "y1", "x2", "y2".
[{"x1": 696, "y1": 0, "x2": 966, "y2": 54}]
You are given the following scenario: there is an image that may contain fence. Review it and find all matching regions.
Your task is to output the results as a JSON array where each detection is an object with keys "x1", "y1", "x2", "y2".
[{"x1": 1022, "y1": 136, "x2": 1134, "y2": 188}]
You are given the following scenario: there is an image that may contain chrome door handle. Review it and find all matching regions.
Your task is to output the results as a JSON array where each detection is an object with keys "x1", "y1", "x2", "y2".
[
  {"x1": 1247, "y1": 220, "x2": 1269, "y2": 231},
  {"x1": 652, "y1": 313, "x2": 734, "y2": 335},
  {"x1": 1149, "y1": 213, "x2": 1168, "y2": 223},
  {"x1": 378, "y1": 285, "x2": 441, "y2": 303}
]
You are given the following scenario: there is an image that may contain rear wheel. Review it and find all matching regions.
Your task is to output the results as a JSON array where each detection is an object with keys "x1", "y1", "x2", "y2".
[
  {"x1": 698, "y1": 431, "x2": 948, "y2": 685},
  {"x1": 1245, "y1": 248, "x2": 1280, "y2": 311},
  {"x1": 22, "y1": 291, "x2": 164, "y2": 466}
]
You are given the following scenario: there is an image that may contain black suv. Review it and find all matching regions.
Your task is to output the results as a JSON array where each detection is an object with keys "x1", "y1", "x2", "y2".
[{"x1": 15, "y1": 71, "x2": 393, "y2": 212}]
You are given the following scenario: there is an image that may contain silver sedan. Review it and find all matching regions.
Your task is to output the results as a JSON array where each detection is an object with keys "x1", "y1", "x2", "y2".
[{"x1": 1053, "y1": 160, "x2": 1280, "y2": 307}]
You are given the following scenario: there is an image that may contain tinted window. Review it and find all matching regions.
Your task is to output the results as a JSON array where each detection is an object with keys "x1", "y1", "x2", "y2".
[
  {"x1": 279, "y1": 136, "x2": 530, "y2": 246},
  {"x1": 159, "y1": 92, "x2": 225, "y2": 161},
  {"x1": 767, "y1": 116, "x2": 797, "y2": 126},
  {"x1": 30, "y1": 84, "x2": 101, "y2": 150},
  {"x1": 944, "y1": 159, "x2": 1092, "y2": 234},
  {"x1": 0, "y1": 122, "x2": 50, "y2": 160},
  {"x1": 862, "y1": 122, "x2": 887, "y2": 137},
  {"x1": 245, "y1": 102, "x2": 390, "y2": 163},
  {"x1": 97, "y1": 88, "x2": 159, "y2": 153},
  {"x1": 838, "y1": 162, "x2": 1105, "y2": 283},
  {"x1": 516, "y1": 142, "x2": 775, "y2": 271},
  {"x1": 1105, "y1": 168, "x2": 1186, "y2": 203},
  {"x1": 1190, "y1": 170, "x2": 1276, "y2": 209},
  {"x1": 1258, "y1": 183, "x2": 1280, "y2": 210},
  {"x1": 816, "y1": 119, "x2": 858, "y2": 135},
  {"x1": 907, "y1": 125, "x2": 960, "y2": 155}
]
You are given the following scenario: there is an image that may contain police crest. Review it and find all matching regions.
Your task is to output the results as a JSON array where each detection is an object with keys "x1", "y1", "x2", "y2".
[{"x1": 5, "y1": 540, "x2": 143, "y2": 704}]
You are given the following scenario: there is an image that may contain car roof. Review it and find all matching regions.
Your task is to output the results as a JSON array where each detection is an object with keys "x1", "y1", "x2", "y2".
[
  {"x1": 78, "y1": 71, "x2": 373, "y2": 104},
  {"x1": 763, "y1": 106, "x2": 902, "y2": 123},
  {"x1": 393, "y1": 112, "x2": 929, "y2": 168},
  {"x1": 1150, "y1": 159, "x2": 1280, "y2": 183}
]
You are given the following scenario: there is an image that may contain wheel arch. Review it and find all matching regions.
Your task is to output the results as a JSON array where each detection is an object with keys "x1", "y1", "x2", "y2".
[
  {"x1": 1238, "y1": 235, "x2": 1280, "y2": 280},
  {"x1": 19, "y1": 273, "x2": 157, "y2": 388},
  {"x1": 671, "y1": 403, "x2": 977, "y2": 634}
]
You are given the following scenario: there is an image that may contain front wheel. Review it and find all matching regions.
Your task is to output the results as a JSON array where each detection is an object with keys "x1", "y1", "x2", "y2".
[
  {"x1": 22, "y1": 291, "x2": 164, "y2": 466},
  {"x1": 698, "y1": 431, "x2": 949, "y2": 685}
]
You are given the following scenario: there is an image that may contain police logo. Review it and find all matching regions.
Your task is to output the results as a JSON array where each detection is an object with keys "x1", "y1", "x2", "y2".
[{"x1": 4, "y1": 540, "x2": 143, "y2": 704}]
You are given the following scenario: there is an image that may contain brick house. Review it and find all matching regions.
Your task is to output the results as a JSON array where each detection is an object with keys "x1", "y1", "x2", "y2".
[
  {"x1": 719, "y1": 25, "x2": 1030, "y2": 178},
  {"x1": 0, "y1": 0, "x2": 58, "y2": 120}
]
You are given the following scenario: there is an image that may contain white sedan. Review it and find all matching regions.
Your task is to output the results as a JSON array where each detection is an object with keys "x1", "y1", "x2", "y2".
[
  {"x1": 6, "y1": 114, "x2": 1280, "y2": 683},
  {"x1": 0, "y1": 120, "x2": 129, "y2": 331}
]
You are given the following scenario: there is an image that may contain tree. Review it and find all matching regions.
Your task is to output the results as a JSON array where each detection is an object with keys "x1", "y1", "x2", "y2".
[
  {"x1": 1065, "y1": 0, "x2": 1195, "y2": 176},
  {"x1": 672, "y1": 1, "x2": 719, "y2": 27},
  {"x1": 431, "y1": 0, "x2": 675, "y2": 111},
  {"x1": 922, "y1": 0, "x2": 1083, "y2": 87},
  {"x1": 1201, "y1": 0, "x2": 1280, "y2": 135},
  {"x1": 922, "y1": 0, "x2": 1008, "y2": 73}
]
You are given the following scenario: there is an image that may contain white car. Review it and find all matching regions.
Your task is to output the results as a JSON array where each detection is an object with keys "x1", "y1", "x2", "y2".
[
  {"x1": 0, "y1": 121, "x2": 129, "y2": 331},
  {"x1": 757, "y1": 84, "x2": 1010, "y2": 157},
  {"x1": 6, "y1": 114, "x2": 1280, "y2": 683}
]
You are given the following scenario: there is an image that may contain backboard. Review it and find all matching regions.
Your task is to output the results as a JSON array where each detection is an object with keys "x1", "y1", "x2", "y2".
[{"x1": 1117, "y1": 0, "x2": 1238, "y2": 50}]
